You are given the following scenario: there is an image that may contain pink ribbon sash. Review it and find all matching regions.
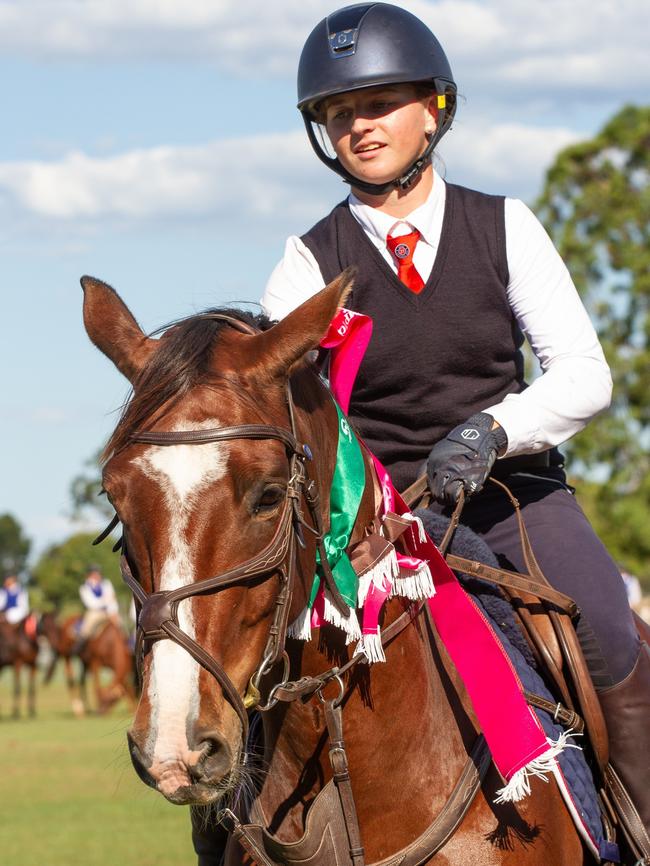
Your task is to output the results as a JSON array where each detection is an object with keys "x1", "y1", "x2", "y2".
[
  {"x1": 320, "y1": 308, "x2": 373, "y2": 414},
  {"x1": 371, "y1": 454, "x2": 551, "y2": 782},
  {"x1": 320, "y1": 307, "x2": 553, "y2": 785}
]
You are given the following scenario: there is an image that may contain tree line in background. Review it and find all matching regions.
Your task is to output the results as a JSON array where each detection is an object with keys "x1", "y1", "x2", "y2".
[
  {"x1": 2, "y1": 104, "x2": 648, "y2": 605},
  {"x1": 0, "y1": 516, "x2": 128, "y2": 612},
  {"x1": 536, "y1": 104, "x2": 650, "y2": 585}
]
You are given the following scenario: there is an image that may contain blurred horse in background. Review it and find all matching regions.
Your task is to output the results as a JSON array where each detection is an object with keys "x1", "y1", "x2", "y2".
[
  {"x1": 40, "y1": 612, "x2": 136, "y2": 716},
  {"x1": 0, "y1": 614, "x2": 39, "y2": 718}
]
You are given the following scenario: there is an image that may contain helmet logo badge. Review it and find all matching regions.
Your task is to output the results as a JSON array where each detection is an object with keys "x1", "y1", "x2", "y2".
[
  {"x1": 394, "y1": 243, "x2": 411, "y2": 259},
  {"x1": 328, "y1": 28, "x2": 357, "y2": 57}
]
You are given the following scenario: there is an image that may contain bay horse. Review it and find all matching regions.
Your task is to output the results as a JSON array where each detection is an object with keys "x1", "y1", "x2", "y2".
[
  {"x1": 40, "y1": 612, "x2": 136, "y2": 716},
  {"x1": 82, "y1": 273, "x2": 586, "y2": 865},
  {"x1": 0, "y1": 616, "x2": 39, "y2": 718}
]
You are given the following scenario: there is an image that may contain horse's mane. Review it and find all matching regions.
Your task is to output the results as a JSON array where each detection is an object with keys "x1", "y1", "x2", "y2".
[{"x1": 103, "y1": 308, "x2": 274, "y2": 461}]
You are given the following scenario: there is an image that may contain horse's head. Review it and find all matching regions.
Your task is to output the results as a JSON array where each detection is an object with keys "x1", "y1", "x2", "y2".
[{"x1": 82, "y1": 272, "x2": 355, "y2": 805}]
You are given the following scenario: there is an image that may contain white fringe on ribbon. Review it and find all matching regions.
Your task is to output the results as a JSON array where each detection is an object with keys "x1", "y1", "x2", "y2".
[
  {"x1": 494, "y1": 729, "x2": 581, "y2": 804},
  {"x1": 287, "y1": 606, "x2": 312, "y2": 641},
  {"x1": 391, "y1": 563, "x2": 436, "y2": 601},
  {"x1": 401, "y1": 513, "x2": 427, "y2": 543},
  {"x1": 287, "y1": 597, "x2": 361, "y2": 643},
  {"x1": 322, "y1": 592, "x2": 362, "y2": 643},
  {"x1": 354, "y1": 631, "x2": 386, "y2": 664},
  {"x1": 357, "y1": 547, "x2": 399, "y2": 608}
]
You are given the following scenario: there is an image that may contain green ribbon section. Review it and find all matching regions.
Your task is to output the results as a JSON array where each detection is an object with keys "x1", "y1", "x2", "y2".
[{"x1": 309, "y1": 401, "x2": 366, "y2": 609}]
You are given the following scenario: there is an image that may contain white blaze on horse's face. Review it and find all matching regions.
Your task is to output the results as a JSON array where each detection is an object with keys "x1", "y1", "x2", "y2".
[{"x1": 132, "y1": 421, "x2": 227, "y2": 792}]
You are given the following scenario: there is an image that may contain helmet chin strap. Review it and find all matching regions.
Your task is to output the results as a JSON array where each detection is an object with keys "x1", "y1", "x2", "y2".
[{"x1": 304, "y1": 105, "x2": 450, "y2": 196}]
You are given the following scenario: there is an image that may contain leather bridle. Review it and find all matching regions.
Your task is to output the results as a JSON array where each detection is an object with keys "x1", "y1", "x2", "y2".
[{"x1": 112, "y1": 314, "x2": 343, "y2": 750}]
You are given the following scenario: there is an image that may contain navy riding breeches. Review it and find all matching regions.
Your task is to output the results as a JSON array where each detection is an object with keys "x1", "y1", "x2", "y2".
[{"x1": 430, "y1": 469, "x2": 640, "y2": 689}]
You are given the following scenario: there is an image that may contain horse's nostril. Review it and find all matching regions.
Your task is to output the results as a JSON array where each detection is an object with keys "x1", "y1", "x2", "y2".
[
  {"x1": 201, "y1": 738, "x2": 219, "y2": 759},
  {"x1": 191, "y1": 731, "x2": 233, "y2": 783}
]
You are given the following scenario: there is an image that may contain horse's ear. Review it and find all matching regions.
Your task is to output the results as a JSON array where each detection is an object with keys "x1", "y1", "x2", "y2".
[
  {"x1": 251, "y1": 268, "x2": 356, "y2": 379},
  {"x1": 81, "y1": 276, "x2": 157, "y2": 382}
]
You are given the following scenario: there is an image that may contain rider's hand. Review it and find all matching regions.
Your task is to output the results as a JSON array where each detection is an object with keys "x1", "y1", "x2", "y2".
[{"x1": 426, "y1": 413, "x2": 508, "y2": 506}]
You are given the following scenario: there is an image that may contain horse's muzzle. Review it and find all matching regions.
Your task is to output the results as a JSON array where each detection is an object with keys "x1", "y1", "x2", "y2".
[{"x1": 127, "y1": 728, "x2": 236, "y2": 805}]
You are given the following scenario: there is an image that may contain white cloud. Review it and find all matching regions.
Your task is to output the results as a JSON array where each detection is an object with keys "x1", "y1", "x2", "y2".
[
  {"x1": 0, "y1": 0, "x2": 329, "y2": 72},
  {"x1": 405, "y1": 0, "x2": 648, "y2": 99},
  {"x1": 438, "y1": 119, "x2": 582, "y2": 200},
  {"x1": 0, "y1": 0, "x2": 646, "y2": 102},
  {"x1": 0, "y1": 120, "x2": 582, "y2": 230},
  {"x1": 0, "y1": 131, "x2": 327, "y2": 224}
]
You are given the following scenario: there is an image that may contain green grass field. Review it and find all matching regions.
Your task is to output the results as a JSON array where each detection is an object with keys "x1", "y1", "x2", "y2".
[{"x1": 0, "y1": 667, "x2": 196, "y2": 866}]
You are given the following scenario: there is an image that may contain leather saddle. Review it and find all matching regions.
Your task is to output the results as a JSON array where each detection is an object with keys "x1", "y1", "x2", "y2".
[{"x1": 402, "y1": 474, "x2": 649, "y2": 864}]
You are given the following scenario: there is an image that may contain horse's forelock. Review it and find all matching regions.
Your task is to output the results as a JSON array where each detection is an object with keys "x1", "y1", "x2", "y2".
[{"x1": 103, "y1": 308, "x2": 272, "y2": 461}]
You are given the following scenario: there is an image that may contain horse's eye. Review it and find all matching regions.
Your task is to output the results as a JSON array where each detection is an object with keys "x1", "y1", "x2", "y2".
[{"x1": 254, "y1": 484, "x2": 285, "y2": 514}]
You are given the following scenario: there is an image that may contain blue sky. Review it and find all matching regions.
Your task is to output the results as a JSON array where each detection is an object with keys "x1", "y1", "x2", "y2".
[{"x1": 1, "y1": 0, "x2": 648, "y2": 562}]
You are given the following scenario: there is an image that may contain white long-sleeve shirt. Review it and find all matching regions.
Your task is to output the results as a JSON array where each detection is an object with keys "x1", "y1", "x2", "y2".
[
  {"x1": 0, "y1": 586, "x2": 30, "y2": 624},
  {"x1": 79, "y1": 579, "x2": 119, "y2": 615},
  {"x1": 261, "y1": 171, "x2": 612, "y2": 457}
]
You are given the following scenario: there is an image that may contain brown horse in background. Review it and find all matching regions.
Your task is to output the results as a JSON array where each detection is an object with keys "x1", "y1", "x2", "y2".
[
  {"x1": 0, "y1": 616, "x2": 39, "y2": 718},
  {"x1": 82, "y1": 273, "x2": 587, "y2": 865},
  {"x1": 40, "y1": 612, "x2": 136, "y2": 716}
]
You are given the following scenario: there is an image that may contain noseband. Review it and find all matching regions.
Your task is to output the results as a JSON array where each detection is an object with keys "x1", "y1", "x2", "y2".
[{"x1": 115, "y1": 315, "x2": 337, "y2": 749}]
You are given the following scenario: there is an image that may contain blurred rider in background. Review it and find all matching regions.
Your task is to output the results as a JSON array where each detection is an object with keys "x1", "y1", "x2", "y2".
[
  {"x1": 76, "y1": 565, "x2": 120, "y2": 646},
  {"x1": 0, "y1": 573, "x2": 30, "y2": 625}
]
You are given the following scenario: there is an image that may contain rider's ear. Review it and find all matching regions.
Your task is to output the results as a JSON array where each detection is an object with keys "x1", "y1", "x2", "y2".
[
  {"x1": 251, "y1": 267, "x2": 355, "y2": 380},
  {"x1": 81, "y1": 276, "x2": 157, "y2": 382}
]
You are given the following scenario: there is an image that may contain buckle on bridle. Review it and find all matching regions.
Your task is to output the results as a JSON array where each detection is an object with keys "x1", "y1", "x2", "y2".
[{"x1": 244, "y1": 650, "x2": 291, "y2": 712}]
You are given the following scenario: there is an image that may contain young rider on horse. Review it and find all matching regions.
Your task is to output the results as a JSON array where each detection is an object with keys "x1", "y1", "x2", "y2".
[
  {"x1": 261, "y1": 1, "x2": 649, "y2": 837},
  {"x1": 76, "y1": 565, "x2": 120, "y2": 645},
  {"x1": 0, "y1": 574, "x2": 30, "y2": 625}
]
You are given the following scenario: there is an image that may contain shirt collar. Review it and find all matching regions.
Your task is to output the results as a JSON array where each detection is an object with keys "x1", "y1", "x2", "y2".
[{"x1": 348, "y1": 167, "x2": 446, "y2": 248}]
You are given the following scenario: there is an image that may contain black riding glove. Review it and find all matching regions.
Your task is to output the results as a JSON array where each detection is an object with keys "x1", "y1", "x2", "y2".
[{"x1": 426, "y1": 413, "x2": 508, "y2": 506}]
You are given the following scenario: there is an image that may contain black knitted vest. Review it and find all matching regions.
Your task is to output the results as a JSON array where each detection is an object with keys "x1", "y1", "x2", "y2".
[{"x1": 302, "y1": 183, "x2": 527, "y2": 491}]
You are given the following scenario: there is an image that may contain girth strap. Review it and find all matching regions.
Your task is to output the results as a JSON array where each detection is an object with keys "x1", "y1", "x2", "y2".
[
  {"x1": 371, "y1": 736, "x2": 491, "y2": 866},
  {"x1": 524, "y1": 691, "x2": 584, "y2": 733}
]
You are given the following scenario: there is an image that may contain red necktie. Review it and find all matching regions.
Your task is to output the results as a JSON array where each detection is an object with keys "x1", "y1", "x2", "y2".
[{"x1": 386, "y1": 229, "x2": 425, "y2": 294}]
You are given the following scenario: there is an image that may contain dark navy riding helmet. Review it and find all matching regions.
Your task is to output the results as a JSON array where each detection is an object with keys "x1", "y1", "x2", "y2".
[{"x1": 297, "y1": 3, "x2": 457, "y2": 194}]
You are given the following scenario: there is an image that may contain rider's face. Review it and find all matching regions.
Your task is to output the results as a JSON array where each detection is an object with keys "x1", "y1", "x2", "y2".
[{"x1": 323, "y1": 83, "x2": 437, "y2": 187}]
